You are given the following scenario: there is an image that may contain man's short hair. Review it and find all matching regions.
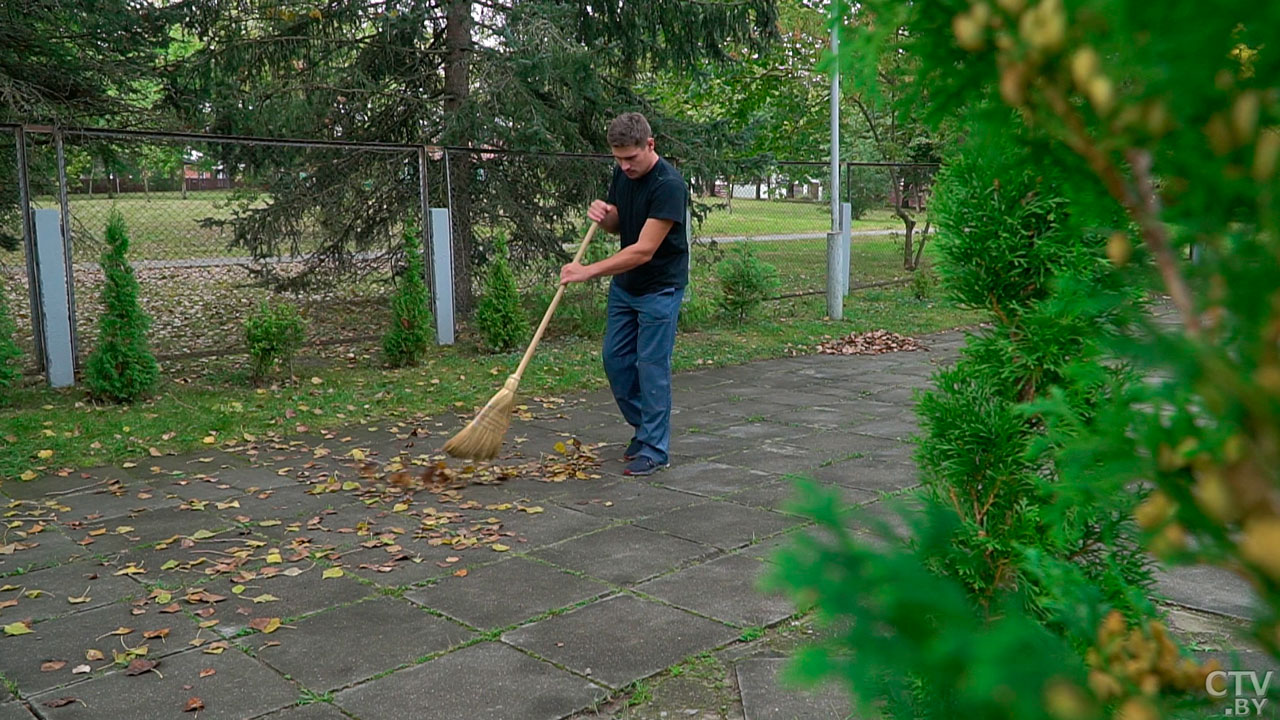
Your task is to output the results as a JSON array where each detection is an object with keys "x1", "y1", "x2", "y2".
[{"x1": 607, "y1": 112, "x2": 653, "y2": 148}]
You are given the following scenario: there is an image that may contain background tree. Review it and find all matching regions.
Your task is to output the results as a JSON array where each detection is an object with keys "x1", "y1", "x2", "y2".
[{"x1": 166, "y1": 0, "x2": 779, "y2": 309}]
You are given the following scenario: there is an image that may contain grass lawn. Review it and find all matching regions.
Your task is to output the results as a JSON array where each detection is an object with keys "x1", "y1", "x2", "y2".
[
  {"x1": 695, "y1": 198, "x2": 904, "y2": 238},
  {"x1": 0, "y1": 286, "x2": 982, "y2": 480},
  {"x1": 693, "y1": 233, "x2": 933, "y2": 296}
]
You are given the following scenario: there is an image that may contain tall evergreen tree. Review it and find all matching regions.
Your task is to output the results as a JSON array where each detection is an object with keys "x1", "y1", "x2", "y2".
[{"x1": 167, "y1": 1, "x2": 779, "y2": 307}]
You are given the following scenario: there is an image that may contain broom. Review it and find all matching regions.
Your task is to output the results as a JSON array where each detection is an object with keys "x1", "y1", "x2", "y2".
[{"x1": 442, "y1": 221, "x2": 601, "y2": 460}]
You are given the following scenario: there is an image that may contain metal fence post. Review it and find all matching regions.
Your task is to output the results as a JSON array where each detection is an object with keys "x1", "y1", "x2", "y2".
[
  {"x1": 417, "y1": 145, "x2": 435, "y2": 297},
  {"x1": 33, "y1": 209, "x2": 75, "y2": 387},
  {"x1": 841, "y1": 202, "x2": 852, "y2": 296},
  {"x1": 53, "y1": 130, "x2": 79, "y2": 366},
  {"x1": 15, "y1": 126, "x2": 45, "y2": 372},
  {"x1": 430, "y1": 207, "x2": 455, "y2": 345},
  {"x1": 826, "y1": 231, "x2": 843, "y2": 320}
]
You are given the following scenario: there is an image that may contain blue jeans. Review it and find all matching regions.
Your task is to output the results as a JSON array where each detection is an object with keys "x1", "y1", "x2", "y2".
[{"x1": 603, "y1": 283, "x2": 684, "y2": 465}]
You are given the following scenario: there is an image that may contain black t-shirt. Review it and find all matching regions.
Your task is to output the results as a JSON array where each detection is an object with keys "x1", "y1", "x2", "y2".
[{"x1": 607, "y1": 157, "x2": 689, "y2": 295}]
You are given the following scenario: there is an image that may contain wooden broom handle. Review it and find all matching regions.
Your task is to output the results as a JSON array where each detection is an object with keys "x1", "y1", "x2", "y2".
[{"x1": 512, "y1": 221, "x2": 600, "y2": 381}]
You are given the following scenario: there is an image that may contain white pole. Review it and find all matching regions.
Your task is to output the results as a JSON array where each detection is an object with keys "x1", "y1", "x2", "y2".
[
  {"x1": 825, "y1": 7, "x2": 843, "y2": 320},
  {"x1": 830, "y1": 16, "x2": 840, "y2": 235}
]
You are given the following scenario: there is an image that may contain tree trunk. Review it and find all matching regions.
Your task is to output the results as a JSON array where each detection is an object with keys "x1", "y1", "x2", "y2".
[
  {"x1": 900, "y1": 214, "x2": 916, "y2": 270},
  {"x1": 892, "y1": 169, "x2": 916, "y2": 270},
  {"x1": 755, "y1": 181, "x2": 762, "y2": 200},
  {"x1": 181, "y1": 172, "x2": 187, "y2": 199},
  {"x1": 142, "y1": 174, "x2": 149, "y2": 198},
  {"x1": 443, "y1": 0, "x2": 475, "y2": 314},
  {"x1": 913, "y1": 219, "x2": 931, "y2": 269}
]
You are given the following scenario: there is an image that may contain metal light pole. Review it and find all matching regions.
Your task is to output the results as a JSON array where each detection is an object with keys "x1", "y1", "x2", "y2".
[{"x1": 826, "y1": 9, "x2": 843, "y2": 320}]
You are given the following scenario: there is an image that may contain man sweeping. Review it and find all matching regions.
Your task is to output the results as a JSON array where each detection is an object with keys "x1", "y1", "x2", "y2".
[{"x1": 559, "y1": 112, "x2": 689, "y2": 476}]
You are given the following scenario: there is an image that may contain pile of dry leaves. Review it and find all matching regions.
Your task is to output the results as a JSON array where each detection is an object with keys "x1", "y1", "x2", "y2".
[{"x1": 816, "y1": 330, "x2": 928, "y2": 355}]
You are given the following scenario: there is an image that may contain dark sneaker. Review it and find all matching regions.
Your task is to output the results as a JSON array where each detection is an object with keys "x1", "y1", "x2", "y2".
[
  {"x1": 622, "y1": 438, "x2": 644, "y2": 461},
  {"x1": 623, "y1": 456, "x2": 669, "y2": 477}
]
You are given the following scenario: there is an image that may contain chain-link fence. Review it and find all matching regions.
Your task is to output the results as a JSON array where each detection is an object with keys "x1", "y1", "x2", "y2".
[
  {"x1": 688, "y1": 160, "x2": 939, "y2": 297},
  {"x1": 691, "y1": 160, "x2": 834, "y2": 297},
  {"x1": 7, "y1": 126, "x2": 430, "y2": 376},
  {"x1": 844, "y1": 162, "x2": 939, "y2": 286},
  {"x1": 1, "y1": 123, "x2": 942, "y2": 383},
  {"x1": 442, "y1": 148, "x2": 612, "y2": 308},
  {"x1": 1, "y1": 128, "x2": 37, "y2": 370}
]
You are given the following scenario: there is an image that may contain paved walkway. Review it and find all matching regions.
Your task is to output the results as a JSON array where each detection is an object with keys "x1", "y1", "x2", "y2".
[{"x1": 0, "y1": 330, "x2": 1267, "y2": 720}]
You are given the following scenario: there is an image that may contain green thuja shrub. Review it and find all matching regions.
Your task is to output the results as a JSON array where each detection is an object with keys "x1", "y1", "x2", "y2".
[
  {"x1": 912, "y1": 129, "x2": 1150, "y2": 619},
  {"x1": 244, "y1": 300, "x2": 306, "y2": 381},
  {"x1": 0, "y1": 278, "x2": 22, "y2": 390},
  {"x1": 766, "y1": 0, "x2": 1280, "y2": 711},
  {"x1": 474, "y1": 240, "x2": 530, "y2": 352},
  {"x1": 715, "y1": 244, "x2": 778, "y2": 320},
  {"x1": 383, "y1": 225, "x2": 434, "y2": 366},
  {"x1": 84, "y1": 211, "x2": 158, "y2": 402}
]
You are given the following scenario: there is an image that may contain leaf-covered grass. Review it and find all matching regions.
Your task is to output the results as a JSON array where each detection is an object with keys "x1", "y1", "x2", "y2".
[{"x1": 0, "y1": 291, "x2": 981, "y2": 480}]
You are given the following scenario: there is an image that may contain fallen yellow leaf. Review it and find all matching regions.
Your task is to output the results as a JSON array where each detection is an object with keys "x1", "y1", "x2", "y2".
[{"x1": 321, "y1": 567, "x2": 344, "y2": 579}]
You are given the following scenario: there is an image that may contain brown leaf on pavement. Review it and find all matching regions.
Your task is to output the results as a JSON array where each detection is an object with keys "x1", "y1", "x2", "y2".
[{"x1": 124, "y1": 658, "x2": 158, "y2": 676}]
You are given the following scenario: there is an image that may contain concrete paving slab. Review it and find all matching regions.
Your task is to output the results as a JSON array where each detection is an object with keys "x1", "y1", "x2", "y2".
[
  {"x1": 0, "y1": 559, "x2": 145, "y2": 622},
  {"x1": 636, "y1": 554, "x2": 796, "y2": 628},
  {"x1": 256, "y1": 702, "x2": 351, "y2": 720},
  {"x1": 1154, "y1": 565, "x2": 1261, "y2": 620},
  {"x1": 0, "y1": 598, "x2": 204, "y2": 697},
  {"x1": 533, "y1": 525, "x2": 715, "y2": 585},
  {"x1": 0, "y1": 531, "x2": 92, "y2": 575},
  {"x1": 637, "y1": 502, "x2": 802, "y2": 551},
  {"x1": 407, "y1": 557, "x2": 610, "y2": 630},
  {"x1": 28, "y1": 646, "x2": 298, "y2": 720},
  {"x1": 251, "y1": 596, "x2": 474, "y2": 692},
  {"x1": 654, "y1": 462, "x2": 776, "y2": 498},
  {"x1": 502, "y1": 594, "x2": 738, "y2": 690},
  {"x1": 0, "y1": 703, "x2": 36, "y2": 720},
  {"x1": 334, "y1": 642, "x2": 607, "y2": 720},
  {"x1": 736, "y1": 657, "x2": 852, "y2": 720},
  {"x1": 555, "y1": 481, "x2": 704, "y2": 521}
]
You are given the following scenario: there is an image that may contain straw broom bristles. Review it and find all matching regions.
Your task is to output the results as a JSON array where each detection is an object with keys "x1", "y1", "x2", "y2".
[
  {"x1": 441, "y1": 375, "x2": 519, "y2": 460},
  {"x1": 443, "y1": 221, "x2": 600, "y2": 461}
]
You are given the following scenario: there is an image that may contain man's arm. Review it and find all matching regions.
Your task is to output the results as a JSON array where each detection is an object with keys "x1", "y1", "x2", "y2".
[{"x1": 561, "y1": 217, "x2": 673, "y2": 283}]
